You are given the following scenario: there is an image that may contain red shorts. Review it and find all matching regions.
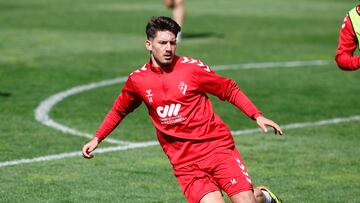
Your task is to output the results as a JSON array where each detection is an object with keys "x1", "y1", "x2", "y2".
[{"x1": 173, "y1": 147, "x2": 253, "y2": 203}]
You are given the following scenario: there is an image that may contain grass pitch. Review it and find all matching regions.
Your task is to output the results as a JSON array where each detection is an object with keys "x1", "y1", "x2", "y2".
[{"x1": 0, "y1": 0, "x2": 359, "y2": 202}]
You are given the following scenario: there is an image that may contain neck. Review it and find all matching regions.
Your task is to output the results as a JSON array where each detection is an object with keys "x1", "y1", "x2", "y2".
[
  {"x1": 150, "y1": 55, "x2": 160, "y2": 68},
  {"x1": 150, "y1": 55, "x2": 174, "y2": 71}
]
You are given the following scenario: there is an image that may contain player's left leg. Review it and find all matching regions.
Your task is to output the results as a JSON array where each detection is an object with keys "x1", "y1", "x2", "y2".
[
  {"x1": 199, "y1": 191, "x2": 226, "y2": 203},
  {"x1": 254, "y1": 188, "x2": 266, "y2": 202},
  {"x1": 229, "y1": 187, "x2": 282, "y2": 203},
  {"x1": 229, "y1": 190, "x2": 256, "y2": 203},
  {"x1": 209, "y1": 148, "x2": 281, "y2": 203},
  {"x1": 209, "y1": 148, "x2": 255, "y2": 202}
]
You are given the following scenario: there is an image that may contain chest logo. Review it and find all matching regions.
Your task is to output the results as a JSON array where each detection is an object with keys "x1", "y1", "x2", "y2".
[{"x1": 178, "y1": 81, "x2": 188, "y2": 95}]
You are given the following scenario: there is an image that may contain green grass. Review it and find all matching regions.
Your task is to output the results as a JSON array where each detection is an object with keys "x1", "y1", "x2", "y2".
[{"x1": 1, "y1": 0, "x2": 359, "y2": 202}]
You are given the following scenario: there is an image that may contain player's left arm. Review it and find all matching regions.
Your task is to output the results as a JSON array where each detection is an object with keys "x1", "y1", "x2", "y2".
[
  {"x1": 196, "y1": 61, "x2": 282, "y2": 135},
  {"x1": 196, "y1": 62, "x2": 260, "y2": 119},
  {"x1": 256, "y1": 116, "x2": 283, "y2": 135}
]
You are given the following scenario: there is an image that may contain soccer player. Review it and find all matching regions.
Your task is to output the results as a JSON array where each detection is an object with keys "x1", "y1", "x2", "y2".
[
  {"x1": 335, "y1": 4, "x2": 360, "y2": 71},
  {"x1": 163, "y1": 0, "x2": 184, "y2": 41},
  {"x1": 82, "y1": 16, "x2": 283, "y2": 203}
]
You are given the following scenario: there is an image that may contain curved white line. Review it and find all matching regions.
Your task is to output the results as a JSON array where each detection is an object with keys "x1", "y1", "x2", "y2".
[
  {"x1": 34, "y1": 60, "x2": 330, "y2": 144},
  {"x1": 35, "y1": 77, "x2": 131, "y2": 145},
  {"x1": 2, "y1": 114, "x2": 359, "y2": 168}
]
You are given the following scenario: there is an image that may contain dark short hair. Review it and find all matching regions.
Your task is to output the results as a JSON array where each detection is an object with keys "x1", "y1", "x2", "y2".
[{"x1": 146, "y1": 16, "x2": 181, "y2": 40}]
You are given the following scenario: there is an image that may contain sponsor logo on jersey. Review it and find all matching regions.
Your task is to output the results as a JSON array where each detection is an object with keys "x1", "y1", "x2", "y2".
[
  {"x1": 156, "y1": 103, "x2": 187, "y2": 124},
  {"x1": 178, "y1": 81, "x2": 187, "y2": 95},
  {"x1": 157, "y1": 103, "x2": 181, "y2": 118}
]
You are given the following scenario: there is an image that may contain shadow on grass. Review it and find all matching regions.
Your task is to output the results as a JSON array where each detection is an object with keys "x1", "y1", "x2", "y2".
[
  {"x1": 182, "y1": 32, "x2": 224, "y2": 40},
  {"x1": 0, "y1": 92, "x2": 11, "y2": 97}
]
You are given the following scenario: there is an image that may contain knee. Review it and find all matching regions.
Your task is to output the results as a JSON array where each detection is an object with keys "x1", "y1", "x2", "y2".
[
  {"x1": 254, "y1": 188, "x2": 265, "y2": 203},
  {"x1": 163, "y1": 0, "x2": 174, "y2": 8},
  {"x1": 230, "y1": 190, "x2": 256, "y2": 203}
]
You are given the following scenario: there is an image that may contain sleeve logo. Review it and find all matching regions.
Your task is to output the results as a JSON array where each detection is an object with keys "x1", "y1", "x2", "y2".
[{"x1": 180, "y1": 57, "x2": 211, "y2": 72}]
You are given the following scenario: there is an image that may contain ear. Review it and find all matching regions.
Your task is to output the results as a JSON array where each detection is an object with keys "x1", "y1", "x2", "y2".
[{"x1": 145, "y1": 39, "x2": 152, "y2": 51}]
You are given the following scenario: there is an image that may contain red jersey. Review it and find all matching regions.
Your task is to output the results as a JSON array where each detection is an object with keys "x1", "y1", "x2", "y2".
[
  {"x1": 335, "y1": 5, "x2": 360, "y2": 70},
  {"x1": 95, "y1": 56, "x2": 262, "y2": 168}
]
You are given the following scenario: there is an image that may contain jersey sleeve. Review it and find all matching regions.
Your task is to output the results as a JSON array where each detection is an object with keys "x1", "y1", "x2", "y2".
[
  {"x1": 196, "y1": 63, "x2": 262, "y2": 120},
  {"x1": 95, "y1": 77, "x2": 142, "y2": 141},
  {"x1": 335, "y1": 15, "x2": 360, "y2": 71}
]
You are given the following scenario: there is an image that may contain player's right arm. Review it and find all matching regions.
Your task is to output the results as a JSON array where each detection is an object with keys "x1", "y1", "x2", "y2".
[
  {"x1": 335, "y1": 15, "x2": 360, "y2": 70},
  {"x1": 82, "y1": 137, "x2": 100, "y2": 159},
  {"x1": 82, "y1": 77, "x2": 142, "y2": 159}
]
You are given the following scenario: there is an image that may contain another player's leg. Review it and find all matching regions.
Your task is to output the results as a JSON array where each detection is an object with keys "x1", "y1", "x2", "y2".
[
  {"x1": 163, "y1": 0, "x2": 184, "y2": 41},
  {"x1": 163, "y1": 0, "x2": 174, "y2": 8},
  {"x1": 172, "y1": 0, "x2": 185, "y2": 28}
]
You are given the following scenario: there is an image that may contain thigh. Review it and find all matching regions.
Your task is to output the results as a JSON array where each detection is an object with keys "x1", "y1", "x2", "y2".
[
  {"x1": 212, "y1": 148, "x2": 254, "y2": 197},
  {"x1": 174, "y1": 165, "x2": 220, "y2": 203}
]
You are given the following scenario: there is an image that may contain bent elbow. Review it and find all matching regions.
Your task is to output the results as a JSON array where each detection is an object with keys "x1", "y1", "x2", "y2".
[{"x1": 335, "y1": 55, "x2": 357, "y2": 71}]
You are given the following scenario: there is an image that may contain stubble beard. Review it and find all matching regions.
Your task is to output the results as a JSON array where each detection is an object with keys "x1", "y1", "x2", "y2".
[{"x1": 154, "y1": 55, "x2": 173, "y2": 68}]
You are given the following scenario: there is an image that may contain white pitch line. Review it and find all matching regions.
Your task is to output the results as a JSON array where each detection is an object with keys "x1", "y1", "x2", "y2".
[
  {"x1": 2, "y1": 114, "x2": 359, "y2": 168},
  {"x1": 0, "y1": 141, "x2": 158, "y2": 168},
  {"x1": 214, "y1": 60, "x2": 329, "y2": 71},
  {"x1": 35, "y1": 77, "x2": 131, "y2": 145},
  {"x1": 231, "y1": 115, "x2": 360, "y2": 135},
  {"x1": 34, "y1": 60, "x2": 330, "y2": 144}
]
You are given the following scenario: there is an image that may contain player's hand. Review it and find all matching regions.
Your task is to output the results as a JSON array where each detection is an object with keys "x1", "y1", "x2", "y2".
[
  {"x1": 256, "y1": 116, "x2": 283, "y2": 136},
  {"x1": 82, "y1": 137, "x2": 100, "y2": 159}
]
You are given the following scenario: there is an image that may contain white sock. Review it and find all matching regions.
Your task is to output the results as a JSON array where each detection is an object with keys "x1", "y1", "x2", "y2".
[{"x1": 262, "y1": 190, "x2": 272, "y2": 203}]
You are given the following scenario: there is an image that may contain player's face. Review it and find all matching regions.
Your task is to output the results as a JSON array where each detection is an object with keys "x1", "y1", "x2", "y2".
[{"x1": 146, "y1": 30, "x2": 177, "y2": 67}]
